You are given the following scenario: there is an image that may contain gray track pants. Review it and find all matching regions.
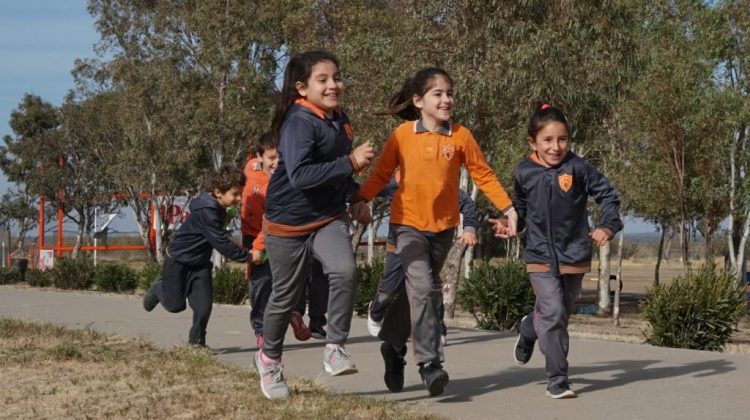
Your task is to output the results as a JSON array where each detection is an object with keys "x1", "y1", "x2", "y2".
[
  {"x1": 261, "y1": 216, "x2": 356, "y2": 359},
  {"x1": 379, "y1": 224, "x2": 454, "y2": 365},
  {"x1": 519, "y1": 272, "x2": 584, "y2": 388}
]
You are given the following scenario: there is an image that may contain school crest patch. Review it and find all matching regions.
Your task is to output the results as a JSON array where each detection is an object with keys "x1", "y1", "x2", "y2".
[
  {"x1": 343, "y1": 123, "x2": 354, "y2": 141},
  {"x1": 558, "y1": 173, "x2": 573, "y2": 192},
  {"x1": 441, "y1": 143, "x2": 455, "y2": 161}
]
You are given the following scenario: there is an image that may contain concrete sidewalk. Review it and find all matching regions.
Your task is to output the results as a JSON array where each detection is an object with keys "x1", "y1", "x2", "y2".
[{"x1": 1, "y1": 285, "x2": 748, "y2": 420}]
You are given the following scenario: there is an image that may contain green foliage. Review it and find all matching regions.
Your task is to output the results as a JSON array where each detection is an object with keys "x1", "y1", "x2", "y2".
[
  {"x1": 212, "y1": 266, "x2": 247, "y2": 305},
  {"x1": 459, "y1": 259, "x2": 534, "y2": 331},
  {"x1": 51, "y1": 256, "x2": 95, "y2": 290},
  {"x1": 640, "y1": 266, "x2": 747, "y2": 351},
  {"x1": 137, "y1": 261, "x2": 163, "y2": 291},
  {"x1": 0, "y1": 268, "x2": 22, "y2": 285},
  {"x1": 354, "y1": 255, "x2": 385, "y2": 317},
  {"x1": 92, "y1": 264, "x2": 138, "y2": 293},
  {"x1": 26, "y1": 269, "x2": 53, "y2": 287}
]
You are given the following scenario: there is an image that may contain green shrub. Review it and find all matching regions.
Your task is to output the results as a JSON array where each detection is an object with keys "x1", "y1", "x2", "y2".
[
  {"x1": 0, "y1": 268, "x2": 22, "y2": 285},
  {"x1": 51, "y1": 255, "x2": 95, "y2": 290},
  {"x1": 640, "y1": 266, "x2": 746, "y2": 351},
  {"x1": 26, "y1": 269, "x2": 53, "y2": 287},
  {"x1": 459, "y1": 259, "x2": 534, "y2": 331},
  {"x1": 93, "y1": 264, "x2": 138, "y2": 293},
  {"x1": 354, "y1": 255, "x2": 385, "y2": 317},
  {"x1": 213, "y1": 265, "x2": 248, "y2": 305},
  {"x1": 137, "y1": 261, "x2": 162, "y2": 291}
]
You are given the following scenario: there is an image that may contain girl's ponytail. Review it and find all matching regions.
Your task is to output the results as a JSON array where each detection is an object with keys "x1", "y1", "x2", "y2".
[
  {"x1": 271, "y1": 50, "x2": 341, "y2": 137},
  {"x1": 382, "y1": 67, "x2": 453, "y2": 121}
]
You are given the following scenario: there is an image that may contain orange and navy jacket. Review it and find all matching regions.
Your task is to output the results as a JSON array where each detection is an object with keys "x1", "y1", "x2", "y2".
[
  {"x1": 263, "y1": 99, "x2": 359, "y2": 237},
  {"x1": 359, "y1": 120, "x2": 513, "y2": 233},
  {"x1": 513, "y1": 151, "x2": 622, "y2": 275},
  {"x1": 241, "y1": 157, "x2": 269, "y2": 252}
]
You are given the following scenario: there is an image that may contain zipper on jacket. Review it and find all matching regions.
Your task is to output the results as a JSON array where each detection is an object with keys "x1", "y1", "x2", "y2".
[{"x1": 545, "y1": 171, "x2": 560, "y2": 277}]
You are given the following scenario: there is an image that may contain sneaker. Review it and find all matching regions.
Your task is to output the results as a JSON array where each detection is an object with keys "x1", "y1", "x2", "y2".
[
  {"x1": 323, "y1": 344, "x2": 358, "y2": 376},
  {"x1": 254, "y1": 351, "x2": 289, "y2": 400},
  {"x1": 546, "y1": 382, "x2": 576, "y2": 399},
  {"x1": 419, "y1": 362, "x2": 449, "y2": 396},
  {"x1": 142, "y1": 290, "x2": 159, "y2": 312},
  {"x1": 514, "y1": 316, "x2": 535, "y2": 365},
  {"x1": 381, "y1": 342, "x2": 406, "y2": 392},
  {"x1": 289, "y1": 311, "x2": 311, "y2": 341},
  {"x1": 367, "y1": 301, "x2": 382, "y2": 337},
  {"x1": 309, "y1": 324, "x2": 327, "y2": 340}
]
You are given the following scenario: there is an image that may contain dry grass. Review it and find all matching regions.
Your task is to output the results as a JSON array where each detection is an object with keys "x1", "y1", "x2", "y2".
[{"x1": 0, "y1": 318, "x2": 439, "y2": 420}]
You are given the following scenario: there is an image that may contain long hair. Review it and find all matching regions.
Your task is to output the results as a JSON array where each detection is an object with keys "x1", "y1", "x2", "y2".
[
  {"x1": 382, "y1": 67, "x2": 453, "y2": 120},
  {"x1": 270, "y1": 50, "x2": 340, "y2": 137}
]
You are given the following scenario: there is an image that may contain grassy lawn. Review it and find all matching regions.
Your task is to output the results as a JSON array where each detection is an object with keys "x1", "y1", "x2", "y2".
[{"x1": 0, "y1": 318, "x2": 438, "y2": 420}]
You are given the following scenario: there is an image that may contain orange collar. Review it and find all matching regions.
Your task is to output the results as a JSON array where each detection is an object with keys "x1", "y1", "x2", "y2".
[
  {"x1": 294, "y1": 98, "x2": 338, "y2": 120},
  {"x1": 530, "y1": 152, "x2": 551, "y2": 168}
]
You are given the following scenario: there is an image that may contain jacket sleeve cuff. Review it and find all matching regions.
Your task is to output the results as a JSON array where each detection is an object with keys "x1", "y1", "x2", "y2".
[
  {"x1": 348, "y1": 154, "x2": 361, "y2": 172},
  {"x1": 599, "y1": 227, "x2": 614, "y2": 239}
]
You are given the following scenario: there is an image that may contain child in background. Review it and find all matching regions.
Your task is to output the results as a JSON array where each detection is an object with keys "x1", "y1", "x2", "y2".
[
  {"x1": 358, "y1": 67, "x2": 518, "y2": 396},
  {"x1": 500, "y1": 102, "x2": 622, "y2": 399},
  {"x1": 254, "y1": 50, "x2": 374, "y2": 400},
  {"x1": 241, "y1": 132, "x2": 316, "y2": 345},
  {"x1": 143, "y1": 166, "x2": 249, "y2": 347},
  {"x1": 367, "y1": 179, "x2": 480, "y2": 392}
]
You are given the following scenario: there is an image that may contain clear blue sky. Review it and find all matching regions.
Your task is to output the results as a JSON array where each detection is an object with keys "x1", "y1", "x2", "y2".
[
  {"x1": 0, "y1": 0, "x2": 98, "y2": 195},
  {"x1": 0, "y1": 1, "x2": 658, "y2": 235}
]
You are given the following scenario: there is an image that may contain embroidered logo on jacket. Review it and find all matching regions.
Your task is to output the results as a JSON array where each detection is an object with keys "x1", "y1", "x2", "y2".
[
  {"x1": 441, "y1": 143, "x2": 455, "y2": 161},
  {"x1": 343, "y1": 123, "x2": 354, "y2": 141},
  {"x1": 558, "y1": 173, "x2": 573, "y2": 192}
]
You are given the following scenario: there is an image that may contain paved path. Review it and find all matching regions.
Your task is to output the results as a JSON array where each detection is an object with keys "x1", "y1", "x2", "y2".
[{"x1": 1, "y1": 285, "x2": 749, "y2": 420}]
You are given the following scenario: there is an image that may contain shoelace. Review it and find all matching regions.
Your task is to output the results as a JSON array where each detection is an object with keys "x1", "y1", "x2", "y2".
[
  {"x1": 266, "y1": 362, "x2": 284, "y2": 383},
  {"x1": 330, "y1": 345, "x2": 351, "y2": 359}
]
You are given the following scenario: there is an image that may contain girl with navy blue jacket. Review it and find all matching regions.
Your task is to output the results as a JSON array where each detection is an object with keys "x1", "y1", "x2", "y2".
[
  {"x1": 253, "y1": 50, "x2": 375, "y2": 400},
  {"x1": 499, "y1": 103, "x2": 622, "y2": 399}
]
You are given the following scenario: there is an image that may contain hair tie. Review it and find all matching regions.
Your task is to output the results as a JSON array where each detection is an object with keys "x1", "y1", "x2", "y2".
[{"x1": 541, "y1": 103, "x2": 551, "y2": 110}]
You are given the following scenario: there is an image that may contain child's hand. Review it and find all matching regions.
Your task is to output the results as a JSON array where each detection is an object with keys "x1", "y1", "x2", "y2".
[
  {"x1": 488, "y1": 218, "x2": 510, "y2": 238},
  {"x1": 350, "y1": 142, "x2": 375, "y2": 171},
  {"x1": 459, "y1": 231, "x2": 478, "y2": 246},
  {"x1": 251, "y1": 250, "x2": 264, "y2": 265},
  {"x1": 349, "y1": 201, "x2": 372, "y2": 225},
  {"x1": 505, "y1": 208, "x2": 518, "y2": 237},
  {"x1": 590, "y1": 228, "x2": 611, "y2": 247}
]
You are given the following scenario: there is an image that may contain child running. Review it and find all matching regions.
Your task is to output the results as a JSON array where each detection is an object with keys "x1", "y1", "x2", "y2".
[
  {"x1": 254, "y1": 50, "x2": 374, "y2": 400},
  {"x1": 241, "y1": 132, "x2": 317, "y2": 346},
  {"x1": 367, "y1": 179, "x2": 480, "y2": 392},
  {"x1": 143, "y1": 166, "x2": 249, "y2": 347},
  {"x1": 358, "y1": 67, "x2": 518, "y2": 396},
  {"x1": 500, "y1": 102, "x2": 622, "y2": 399}
]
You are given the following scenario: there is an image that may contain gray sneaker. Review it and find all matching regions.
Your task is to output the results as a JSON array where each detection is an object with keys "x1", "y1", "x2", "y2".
[
  {"x1": 323, "y1": 344, "x2": 358, "y2": 376},
  {"x1": 254, "y1": 351, "x2": 289, "y2": 400}
]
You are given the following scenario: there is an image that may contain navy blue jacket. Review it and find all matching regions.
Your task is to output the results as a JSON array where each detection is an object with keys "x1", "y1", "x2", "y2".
[
  {"x1": 265, "y1": 103, "x2": 359, "y2": 226},
  {"x1": 513, "y1": 152, "x2": 622, "y2": 274},
  {"x1": 168, "y1": 192, "x2": 248, "y2": 267}
]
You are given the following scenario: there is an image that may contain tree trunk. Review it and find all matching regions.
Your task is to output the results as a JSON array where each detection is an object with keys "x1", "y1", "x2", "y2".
[
  {"x1": 597, "y1": 240, "x2": 611, "y2": 315},
  {"x1": 613, "y1": 214, "x2": 625, "y2": 327},
  {"x1": 655, "y1": 223, "x2": 666, "y2": 286},
  {"x1": 441, "y1": 241, "x2": 467, "y2": 319}
]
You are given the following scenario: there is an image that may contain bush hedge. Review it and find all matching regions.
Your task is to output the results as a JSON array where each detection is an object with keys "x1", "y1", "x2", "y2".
[
  {"x1": 640, "y1": 266, "x2": 747, "y2": 351},
  {"x1": 354, "y1": 255, "x2": 385, "y2": 317},
  {"x1": 459, "y1": 259, "x2": 534, "y2": 331},
  {"x1": 137, "y1": 261, "x2": 162, "y2": 291},
  {"x1": 93, "y1": 264, "x2": 138, "y2": 293},
  {"x1": 213, "y1": 265, "x2": 248, "y2": 305},
  {"x1": 26, "y1": 269, "x2": 53, "y2": 287},
  {"x1": 51, "y1": 256, "x2": 95, "y2": 290}
]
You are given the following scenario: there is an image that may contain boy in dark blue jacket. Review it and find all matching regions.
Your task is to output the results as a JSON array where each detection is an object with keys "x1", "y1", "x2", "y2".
[
  {"x1": 143, "y1": 166, "x2": 249, "y2": 347},
  {"x1": 497, "y1": 103, "x2": 622, "y2": 399}
]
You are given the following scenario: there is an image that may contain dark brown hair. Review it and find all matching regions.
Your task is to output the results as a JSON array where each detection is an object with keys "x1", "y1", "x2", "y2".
[
  {"x1": 210, "y1": 165, "x2": 246, "y2": 193},
  {"x1": 527, "y1": 101, "x2": 571, "y2": 139},
  {"x1": 383, "y1": 67, "x2": 453, "y2": 120}
]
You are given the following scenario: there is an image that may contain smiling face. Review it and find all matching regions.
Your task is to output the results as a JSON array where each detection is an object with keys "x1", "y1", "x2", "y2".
[
  {"x1": 413, "y1": 75, "x2": 453, "y2": 129},
  {"x1": 214, "y1": 186, "x2": 242, "y2": 209},
  {"x1": 528, "y1": 121, "x2": 570, "y2": 167},
  {"x1": 260, "y1": 148, "x2": 279, "y2": 176},
  {"x1": 295, "y1": 60, "x2": 344, "y2": 118}
]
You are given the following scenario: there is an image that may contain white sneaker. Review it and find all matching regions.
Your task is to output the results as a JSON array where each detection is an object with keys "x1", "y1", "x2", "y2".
[
  {"x1": 323, "y1": 344, "x2": 358, "y2": 376},
  {"x1": 367, "y1": 301, "x2": 382, "y2": 337}
]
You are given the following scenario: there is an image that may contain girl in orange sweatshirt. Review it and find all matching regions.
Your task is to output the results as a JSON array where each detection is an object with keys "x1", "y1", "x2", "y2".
[{"x1": 358, "y1": 67, "x2": 517, "y2": 396}]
